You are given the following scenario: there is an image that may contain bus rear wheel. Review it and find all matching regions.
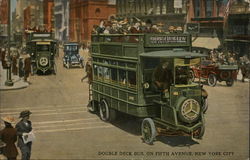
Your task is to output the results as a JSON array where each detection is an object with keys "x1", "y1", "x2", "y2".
[
  {"x1": 141, "y1": 118, "x2": 156, "y2": 145},
  {"x1": 99, "y1": 99, "x2": 116, "y2": 122}
]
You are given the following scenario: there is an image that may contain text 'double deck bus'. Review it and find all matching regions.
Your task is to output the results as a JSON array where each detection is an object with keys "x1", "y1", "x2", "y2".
[{"x1": 88, "y1": 33, "x2": 207, "y2": 144}]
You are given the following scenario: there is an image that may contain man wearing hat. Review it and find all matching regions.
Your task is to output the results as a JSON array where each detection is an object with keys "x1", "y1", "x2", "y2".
[
  {"x1": 0, "y1": 116, "x2": 18, "y2": 160},
  {"x1": 15, "y1": 110, "x2": 32, "y2": 160}
]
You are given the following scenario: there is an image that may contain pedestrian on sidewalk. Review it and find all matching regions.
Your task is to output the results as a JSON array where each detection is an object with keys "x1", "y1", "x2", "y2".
[
  {"x1": 0, "y1": 116, "x2": 18, "y2": 160},
  {"x1": 18, "y1": 57, "x2": 24, "y2": 79},
  {"x1": 15, "y1": 110, "x2": 33, "y2": 160},
  {"x1": 11, "y1": 55, "x2": 18, "y2": 75},
  {"x1": 1, "y1": 48, "x2": 7, "y2": 69},
  {"x1": 24, "y1": 55, "x2": 31, "y2": 83}
]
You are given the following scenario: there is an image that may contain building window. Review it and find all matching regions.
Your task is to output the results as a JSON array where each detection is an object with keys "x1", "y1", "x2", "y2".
[
  {"x1": 95, "y1": 8, "x2": 101, "y2": 17},
  {"x1": 194, "y1": 0, "x2": 200, "y2": 17},
  {"x1": 205, "y1": 0, "x2": 213, "y2": 17}
]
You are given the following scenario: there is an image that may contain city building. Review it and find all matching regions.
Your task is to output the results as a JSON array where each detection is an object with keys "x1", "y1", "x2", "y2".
[
  {"x1": 54, "y1": 0, "x2": 69, "y2": 42},
  {"x1": 69, "y1": 0, "x2": 116, "y2": 43},
  {"x1": 44, "y1": 0, "x2": 54, "y2": 32},
  {"x1": 14, "y1": 0, "x2": 28, "y2": 33},
  {"x1": 224, "y1": 0, "x2": 250, "y2": 58},
  {"x1": 0, "y1": 0, "x2": 8, "y2": 41},
  {"x1": 116, "y1": 0, "x2": 187, "y2": 31},
  {"x1": 23, "y1": 1, "x2": 44, "y2": 30},
  {"x1": 187, "y1": 0, "x2": 230, "y2": 53}
]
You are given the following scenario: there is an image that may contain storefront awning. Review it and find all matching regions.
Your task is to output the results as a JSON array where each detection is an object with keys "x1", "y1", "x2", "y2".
[{"x1": 192, "y1": 37, "x2": 221, "y2": 49}]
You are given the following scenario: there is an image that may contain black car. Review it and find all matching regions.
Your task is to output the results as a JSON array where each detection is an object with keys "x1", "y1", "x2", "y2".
[{"x1": 63, "y1": 43, "x2": 84, "y2": 68}]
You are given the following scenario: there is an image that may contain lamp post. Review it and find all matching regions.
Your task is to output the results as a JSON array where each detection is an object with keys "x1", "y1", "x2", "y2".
[{"x1": 5, "y1": 0, "x2": 13, "y2": 86}]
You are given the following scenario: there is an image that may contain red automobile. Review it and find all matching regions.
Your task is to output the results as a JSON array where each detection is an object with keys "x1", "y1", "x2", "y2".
[{"x1": 190, "y1": 60, "x2": 238, "y2": 87}]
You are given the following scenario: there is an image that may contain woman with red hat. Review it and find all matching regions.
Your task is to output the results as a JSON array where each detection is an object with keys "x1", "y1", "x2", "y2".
[{"x1": 0, "y1": 116, "x2": 18, "y2": 160}]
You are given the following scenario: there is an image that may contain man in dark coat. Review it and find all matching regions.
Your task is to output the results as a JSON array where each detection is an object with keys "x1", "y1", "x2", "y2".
[
  {"x1": 153, "y1": 62, "x2": 173, "y2": 92},
  {"x1": 0, "y1": 116, "x2": 18, "y2": 160},
  {"x1": 81, "y1": 60, "x2": 93, "y2": 84},
  {"x1": 15, "y1": 110, "x2": 33, "y2": 160},
  {"x1": 24, "y1": 55, "x2": 31, "y2": 82}
]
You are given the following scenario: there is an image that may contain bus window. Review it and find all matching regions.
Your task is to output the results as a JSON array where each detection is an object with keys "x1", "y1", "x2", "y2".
[
  {"x1": 118, "y1": 61, "x2": 126, "y2": 67},
  {"x1": 175, "y1": 66, "x2": 190, "y2": 85},
  {"x1": 119, "y1": 70, "x2": 126, "y2": 86},
  {"x1": 93, "y1": 64, "x2": 98, "y2": 80},
  {"x1": 103, "y1": 60, "x2": 110, "y2": 82},
  {"x1": 97, "y1": 65, "x2": 103, "y2": 80},
  {"x1": 128, "y1": 71, "x2": 136, "y2": 89},
  {"x1": 111, "y1": 68, "x2": 117, "y2": 84}
]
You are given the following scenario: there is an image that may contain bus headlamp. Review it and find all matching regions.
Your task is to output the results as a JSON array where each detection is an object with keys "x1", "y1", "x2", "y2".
[
  {"x1": 51, "y1": 52, "x2": 53, "y2": 55},
  {"x1": 143, "y1": 82, "x2": 150, "y2": 89}
]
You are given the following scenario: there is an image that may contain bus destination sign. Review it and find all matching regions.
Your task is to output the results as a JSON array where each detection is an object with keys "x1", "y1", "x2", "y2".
[{"x1": 149, "y1": 35, "x2": 188, "y2": 44}]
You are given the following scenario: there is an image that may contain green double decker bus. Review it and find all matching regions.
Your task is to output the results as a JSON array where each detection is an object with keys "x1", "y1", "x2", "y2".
[{"x1": 89, "y1": 33, "x2": 207, "y2": 144}]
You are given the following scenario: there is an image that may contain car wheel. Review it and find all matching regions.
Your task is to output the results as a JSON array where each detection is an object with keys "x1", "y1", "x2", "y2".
[
  {"x1": 141, "y1": 118, "x2": 156, "y2": 145},
  {"x1": 207, "y1": 74, "x2": 217, "y2": 87},
  {"x1": 53, "y1": 64, "x2": 57, "y2": 75},
  {"x1": 226, "y1": 78, "x2": 234, "y2": 87},
  {"x1": 66, "y1": 62, "x2": 70, "y2": 69}
]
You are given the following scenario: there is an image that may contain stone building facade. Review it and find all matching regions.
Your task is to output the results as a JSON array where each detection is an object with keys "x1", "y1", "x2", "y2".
[
  {"x1": 69, "y1": 0, "x2": 116, "y2": 43},
  {"x1": 224, "y1": 0, "x2": 250, "y2": 57},
  {"x1": 44, "y1": 0, "x2": 54, "y2": 32},
  {"x1": 54, "y1": 0, "x2": 69, "y2": 42},
  {"x1": 187, "y1": 0, "x2": 230, "y2": 52},
  {"x1": 0, "y1": 0, "x2": 8, "y2": 38}
]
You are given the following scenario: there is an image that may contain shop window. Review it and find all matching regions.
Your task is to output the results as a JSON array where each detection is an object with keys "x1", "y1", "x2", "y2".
[
  {"x1": 205, "y1": 0, "x2": 213, "y2": 17},
  {"x1": 194, "y1": 0, "x2": 200, "y2": 17},
  {"x1": 95, "y1": 8, "x2": 101, "y2": 17}
]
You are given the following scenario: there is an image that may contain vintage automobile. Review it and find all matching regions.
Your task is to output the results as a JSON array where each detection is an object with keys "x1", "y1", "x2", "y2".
[
  {"x1": 63, "y1": 43, "x2": 84, "y2": 69},
  {"x1": 26, "y1": 32, "x2": 57, "y2": 74},
  {"x1": 190, "y1": 60, "x2": 238, "y2": 87},
  {"x1": 88, "y1": 33, "x2": 207, "y2": 144}
]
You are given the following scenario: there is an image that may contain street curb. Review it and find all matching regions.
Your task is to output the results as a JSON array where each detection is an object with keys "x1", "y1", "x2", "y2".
[{"x1": 0, "y1": 82, "x2": 29, "y2": 91}]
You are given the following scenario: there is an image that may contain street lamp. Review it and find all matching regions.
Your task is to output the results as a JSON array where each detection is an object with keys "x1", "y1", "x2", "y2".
[{"x1": 5, "y1": 0, "x2": 13, "y2": 86}]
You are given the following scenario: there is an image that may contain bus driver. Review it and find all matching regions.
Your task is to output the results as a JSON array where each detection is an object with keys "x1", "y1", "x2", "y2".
[{"x1": 152, "y1": 62, "x2": 173, "y2": 92}]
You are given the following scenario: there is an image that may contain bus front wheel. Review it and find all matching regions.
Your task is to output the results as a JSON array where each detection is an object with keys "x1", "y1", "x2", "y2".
[{"x1": 141, "y1": 118, "x2": 156, "y2": 145}]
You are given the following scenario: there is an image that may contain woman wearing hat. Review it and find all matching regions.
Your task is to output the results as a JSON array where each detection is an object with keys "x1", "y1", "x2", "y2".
[
  {"x1": 0, "y1": 116, "x2": 18, "y2": 160},
  {"x1": 15, "y1": 110, "x2": 32, "y2": 160}
]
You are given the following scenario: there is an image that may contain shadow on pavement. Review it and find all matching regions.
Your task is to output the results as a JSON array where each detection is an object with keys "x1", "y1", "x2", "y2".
[
  {"x1": 111, "y1": 113, "x2": 142, "y2": 136},
  {"x1": 109, "y1": 113, "x2": 199, "y2": 147},
  {"x1": 157, "y1": 136, "x2": 199, "y2": 147}
]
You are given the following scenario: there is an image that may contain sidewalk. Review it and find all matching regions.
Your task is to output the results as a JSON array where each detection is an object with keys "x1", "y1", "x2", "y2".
[{"x1": 0, "y1": 62, "x2": 29, "y2": 91}]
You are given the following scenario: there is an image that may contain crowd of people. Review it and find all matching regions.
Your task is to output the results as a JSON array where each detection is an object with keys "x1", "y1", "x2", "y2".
[
  {"x1": 0, "y1": 47, "x2": 32, "y2": 83},
  {"x1": 206, "y1": 49, "x2": 250, "y2": 82},
  {"x1": 92, "y1": 17, "x2": 183, "y2": 35},
  {"x1": 0, "y1": 110, "x2": 33, "y2": 160}
]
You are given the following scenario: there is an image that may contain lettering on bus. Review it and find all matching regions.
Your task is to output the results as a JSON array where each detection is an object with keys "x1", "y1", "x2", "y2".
[{"x1": 149, "y1": 36, "x2": 187, "y2": 44}]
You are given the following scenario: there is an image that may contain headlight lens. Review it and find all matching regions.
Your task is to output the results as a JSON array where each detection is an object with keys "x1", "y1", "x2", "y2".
[
  {"x1": 180, "y1": 99, "x2": 200, "y2": 122},
  {"x1": 39, "y1": 57, "x2": 48, "y2": 66},
  {"x1": 143, "y1": 82, "x2": 150, "y2": 89}
]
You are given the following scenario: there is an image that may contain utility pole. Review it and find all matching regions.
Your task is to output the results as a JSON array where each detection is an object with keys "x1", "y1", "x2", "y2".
[{"x1": 5, "y1": 0, "x2": 13, "y2": 86}]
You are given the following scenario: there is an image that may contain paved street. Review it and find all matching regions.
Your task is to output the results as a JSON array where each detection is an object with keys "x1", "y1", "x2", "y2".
[{"x1": 0, "y1": 49, "x2": 249, "y2": 160}]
